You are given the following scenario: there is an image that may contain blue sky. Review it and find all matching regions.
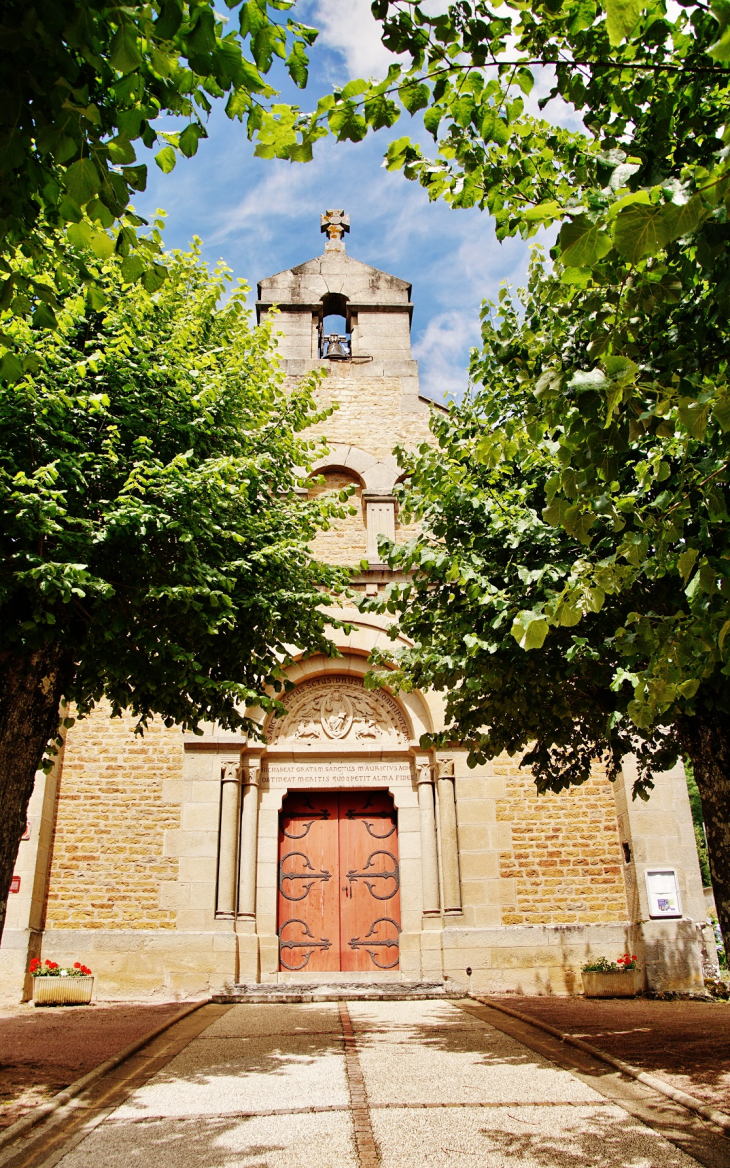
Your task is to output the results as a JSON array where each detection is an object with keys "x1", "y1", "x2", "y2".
[{"x1": 133, "y1": 0, "x2": 541, "y2": 403}]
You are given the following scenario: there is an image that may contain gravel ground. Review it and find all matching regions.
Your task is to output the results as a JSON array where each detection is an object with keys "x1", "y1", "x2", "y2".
[
  {"x1": 489, "y1": 996, "x2": 730, "y2": 1112},
  {"x1": 40, "y1": 1001, "x2": 704, "y2": 1168},
  {"x1": 0, "y1": 1001, "x2": 191, "y2": 1130}
]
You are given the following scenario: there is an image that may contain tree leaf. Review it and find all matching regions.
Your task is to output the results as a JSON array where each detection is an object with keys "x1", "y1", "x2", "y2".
[
  {"x1": 559, "y1": 216, "x2": 612, "y2": 267},
  {"x1": 179, "y1": 123, "x2": 206, "y2": 158},
  {"x1": 90, "y1": 232, "x2": 115, "y2": 260},
  {"x1": 605, "y1": 0, "x2": 642, "y2": 46},
  {"x1": 110, "y1": 25, "x2": 143, "y2": 74},
  {"x1": 677, "y1": 398, "x2": 710, "y2": 439},
  {"x1": 0, "y1": 352, "x2": 23, "y2": 382},
  {"x1": 63, "y1": 159, "x2": 100, "y2": 206},
  {"x1": 713, "y1": 395, "x2": 730, "y2": 432},
  {"x1": 401, "y1": 82, "x2": 430, "y2": 115},
  {"x1": 659, "y1": 195, "x2": 705, "y2": 243},
  {"x1": 154, "y1": 0, "x2": 184, "y2": 40},
  {"x1": 614, "y1": 203, "x2": 670, "y2": 262},
  {"x1": 32, "y1": 302, "x2": 57, "y2": 329},
  {"x1": 286, "y1": 42, "x2": 309, "y2": 88},
  {"x1": 511, "y1": 612, "x2": 550, "y2": 650},
  {"x1": 120, "y1": 254, "x2": 146, "y2": 283},
  {"x1": 155, "y1": 146, "x2": 177, "y2": 173},
  {"x1": 677, "y1": 547, "x2": 699, "y2": 582}
]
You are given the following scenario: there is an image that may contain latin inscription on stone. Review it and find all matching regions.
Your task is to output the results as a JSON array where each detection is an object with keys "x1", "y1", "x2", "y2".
[{"x1": 262, "y1": 760, "x2": 413, "y2": 786}]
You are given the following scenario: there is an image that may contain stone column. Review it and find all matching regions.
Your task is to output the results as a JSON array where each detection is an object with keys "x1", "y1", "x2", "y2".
[
  {"x1": 416, "y1": 758, "x2": 440, "y2": 915},
  {"x1": 438, "y1": 758, "x2": 462, "y2": 914},
  {"x1": 216, "y1": 760, "x2": 241, "y2": 918},
  {"x1": 238, "y1": 755, "x2": 262, "y2": 918}
]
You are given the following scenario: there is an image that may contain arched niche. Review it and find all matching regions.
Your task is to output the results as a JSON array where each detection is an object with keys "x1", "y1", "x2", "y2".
[{"x1": 306, "y1": 466, "x2": 365, "y2": 563}]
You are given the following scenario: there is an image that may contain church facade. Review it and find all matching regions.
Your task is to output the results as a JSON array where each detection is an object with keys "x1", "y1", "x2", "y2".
[{"x1": 1, "y1": 213, "x2": 716, "y2": 1002}]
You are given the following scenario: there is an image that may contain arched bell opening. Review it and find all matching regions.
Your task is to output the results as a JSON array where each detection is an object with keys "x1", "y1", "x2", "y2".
[{"x1": 318, "y1": 292, "x2": 352, "y2": 360}]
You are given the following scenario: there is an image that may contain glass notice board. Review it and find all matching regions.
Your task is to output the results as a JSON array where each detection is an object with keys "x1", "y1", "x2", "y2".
[{"x1": 644, "y1": 868, "x2": 682, "y2": 918}]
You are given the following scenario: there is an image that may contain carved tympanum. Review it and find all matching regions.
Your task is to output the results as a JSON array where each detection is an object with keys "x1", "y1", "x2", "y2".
[{"x1": 268, "y1": 676, "x2": 409, "y2": 746}]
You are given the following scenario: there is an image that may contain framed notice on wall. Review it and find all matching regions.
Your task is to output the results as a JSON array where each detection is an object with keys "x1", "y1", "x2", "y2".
[{"x1": 645, "y1": 868, "x2": 682, "y2": 919}]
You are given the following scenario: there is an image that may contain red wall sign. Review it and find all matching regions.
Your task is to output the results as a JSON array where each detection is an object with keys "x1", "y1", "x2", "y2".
[{"x1": 9, "y1": 876, "x2": 20, "y2": 893}]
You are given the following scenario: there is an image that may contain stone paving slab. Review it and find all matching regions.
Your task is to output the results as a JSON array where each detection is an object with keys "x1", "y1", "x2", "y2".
[
  {"x1": 349, "y1": 1002, "x2": 599, "y2": 1107},
  {"x1": 200, "y1": 1002, "x2": 341, "y2": 1038},
  {"x1": 370, "y1": 1103, "x2": 697, "y2": 1167},
  {"x1": 42, "y1": 999, "x2": 708, "y2": 1168},
  {"x1": 112, "y1": 1033, "x2": 349, "y2": 1118},
  {"x1": 52, "y1": 1112, "x2": 357, "y2": 1168}
]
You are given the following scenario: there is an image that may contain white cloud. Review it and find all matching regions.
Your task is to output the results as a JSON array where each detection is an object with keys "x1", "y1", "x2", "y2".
[
  {"x1": 413, "y1": 310, "x2": 480, "y2": 404},
  {"x1": 308, "y1": 0, "x2": 398, "y2": 79}
]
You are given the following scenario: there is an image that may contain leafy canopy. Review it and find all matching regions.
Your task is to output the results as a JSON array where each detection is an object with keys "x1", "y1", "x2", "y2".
[
  {"x1": 0, "y1": 235, "x2": 350, "y2": 739},
  {"x1": 0, "y1": 0, "x2": 317, "y2": 323},
  {"x1": 362, "y1": 245, "x2": 729, "y2": 798}
]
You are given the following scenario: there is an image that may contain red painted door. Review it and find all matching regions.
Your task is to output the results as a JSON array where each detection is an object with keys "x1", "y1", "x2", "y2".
[
  {"x1": 278, "y1": 792, "x2": 339, "y2": 972},
  {"x1": 339, "y1": 791, "x2": 400, "y2": 971},
  {"x1": 278, "y1": 791, "x2": 400, "y2": 973}
]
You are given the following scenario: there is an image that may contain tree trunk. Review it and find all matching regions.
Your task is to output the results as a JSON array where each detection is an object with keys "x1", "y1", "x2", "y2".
[
  {"x1": 0, "y1": 646, "x2": 68, "y2": 945},
  {"x1": 679, "y1": 708, "x2": 730, "y2": 951}
]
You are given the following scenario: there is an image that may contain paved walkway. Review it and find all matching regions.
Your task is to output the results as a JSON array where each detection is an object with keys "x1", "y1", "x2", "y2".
[{"x1": 39, "y1": 999, "x2": 708, "y2": 1168}]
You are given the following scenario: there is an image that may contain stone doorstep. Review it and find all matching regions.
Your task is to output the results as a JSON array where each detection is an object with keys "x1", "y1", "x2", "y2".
[{"x1": 212, "y1": 981, "x2": 464, "y2": 1003}]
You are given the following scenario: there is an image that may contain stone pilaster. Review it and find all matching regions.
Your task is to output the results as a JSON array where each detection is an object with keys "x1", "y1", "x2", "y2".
[
  {"x1": 215, "y1": 761, "x2": 241, "y2": 918},
  {"x1": 416, "y1": 758, "x2": 440, "y2": 916},
  {"x1": 437, "y1": 758, "x2": 462, "y2": 915}
]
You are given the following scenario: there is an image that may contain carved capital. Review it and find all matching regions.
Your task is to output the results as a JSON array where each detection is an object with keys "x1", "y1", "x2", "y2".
[
  {"x1": 243, "y1": 760, "x2": 261, "y2": 787},
  {"x1": 437, "y1": 758, "x2": 455, "y2": 780},
  {"x1": 416, "y1": 759, "x2": 433, "y2": 785},
  {"x1": 221, "y1": 760, "x2": 240, "y2": 783}
]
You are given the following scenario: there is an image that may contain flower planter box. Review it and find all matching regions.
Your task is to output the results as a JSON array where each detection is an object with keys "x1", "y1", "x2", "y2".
[
  {"x1": 582, "y1": 969, "x2": 642, "y2": 998},
  {"x1": 32, "y1": 976, "x2": 94, "y2": 1007}
]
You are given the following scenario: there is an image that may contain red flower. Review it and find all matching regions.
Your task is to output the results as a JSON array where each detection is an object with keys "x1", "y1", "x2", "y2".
[
  {"x1": 74, "y1": 962, "x2": 81, "y2": 969},
  {"x1": 29, "y1": 958, "x2": 40, "y2": 972}
]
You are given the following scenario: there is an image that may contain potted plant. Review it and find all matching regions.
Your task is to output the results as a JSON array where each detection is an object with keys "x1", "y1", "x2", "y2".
[
  {"x1": 30, "y1": 959, "x2": 94, "y2": 1006},
  {"x1": 581, "y1": 954, "x2": 642, "y2": 998}
]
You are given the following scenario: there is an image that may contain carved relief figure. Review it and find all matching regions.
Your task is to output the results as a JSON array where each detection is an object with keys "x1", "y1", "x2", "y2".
[
  {"x1": 269, "y1": 677, "x2": 409, "y2": 746},
  {"x1": 321, "y1": 689, "x2": 353, "y2": 739}
]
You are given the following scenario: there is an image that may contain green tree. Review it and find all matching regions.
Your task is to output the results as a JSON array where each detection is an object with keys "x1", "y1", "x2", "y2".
[
  {"x1": 0, "y1": 0, "x2": 317, "y2": 321},
  {"x1": 361, "y1": 244, "x2": 730, "y2": 944},
  {"x1": 0, "y1": 236, "x2": 348, "y2": 942}
]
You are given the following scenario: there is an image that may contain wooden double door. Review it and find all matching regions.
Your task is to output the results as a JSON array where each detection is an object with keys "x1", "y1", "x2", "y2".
[{"x1": 278, "y1": 791, "x2": 401, "y2": 973}]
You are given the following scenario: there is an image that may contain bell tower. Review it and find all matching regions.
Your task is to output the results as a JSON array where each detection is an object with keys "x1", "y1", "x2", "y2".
[{"x1": 256, "y1": 210, "x2": 424, "y2": 413}]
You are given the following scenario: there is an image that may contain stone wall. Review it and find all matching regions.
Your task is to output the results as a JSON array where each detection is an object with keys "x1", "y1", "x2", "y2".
[
  {"x1": 308, "y1": 469, "x2": 367, "y2": 564},
  {"x1": 45, "y1": 703, "x2": 182, "y2": 931},
  {"x1": 305, "y1": 373, "x2": 432, "y2": 460},
  {"x1": 452, "y1": 755, "x2": 627, "y2": 930},
  {"x1": 496, "y1": 764, "x2": 628, "y2": 927}
]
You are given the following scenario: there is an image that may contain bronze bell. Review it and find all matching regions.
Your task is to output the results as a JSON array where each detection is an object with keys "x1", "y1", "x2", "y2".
[{"x1": 325, "y1": 333, "x2": 348, "y2": 359}]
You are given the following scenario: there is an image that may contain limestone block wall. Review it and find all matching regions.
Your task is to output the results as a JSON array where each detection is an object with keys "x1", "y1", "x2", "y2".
[
  {"x1": 44, "y1": 703, "x2": 181, "y2": 931},
  {"x1": 495, "y1": 764, "x2": 627, "y2": 927},
  {"x1": 307, "y1": 469, "x2": 367, "y2": 565},
  {"x1": 305, "y1": 373, "x2": 432, "y2": 462},
  {"x1": 357, "y1": 310, "x2": 412, "y2": 363},
  {"x1": 441, "y1": 753, "x2": 636, "y2": 995},
  {"x1": 614, "y1": 759, "x2": 715, "y2": 990}
]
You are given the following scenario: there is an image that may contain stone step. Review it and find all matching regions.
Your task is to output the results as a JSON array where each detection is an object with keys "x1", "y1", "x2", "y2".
[{"x1": 213, "y1": 981, "x2": 465, "y2": 1003}]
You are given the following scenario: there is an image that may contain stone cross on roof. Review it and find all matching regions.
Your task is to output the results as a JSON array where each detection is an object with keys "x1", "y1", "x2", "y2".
[{"x1": 321, "y1": 209, "x2": 350, "y2": 252}]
